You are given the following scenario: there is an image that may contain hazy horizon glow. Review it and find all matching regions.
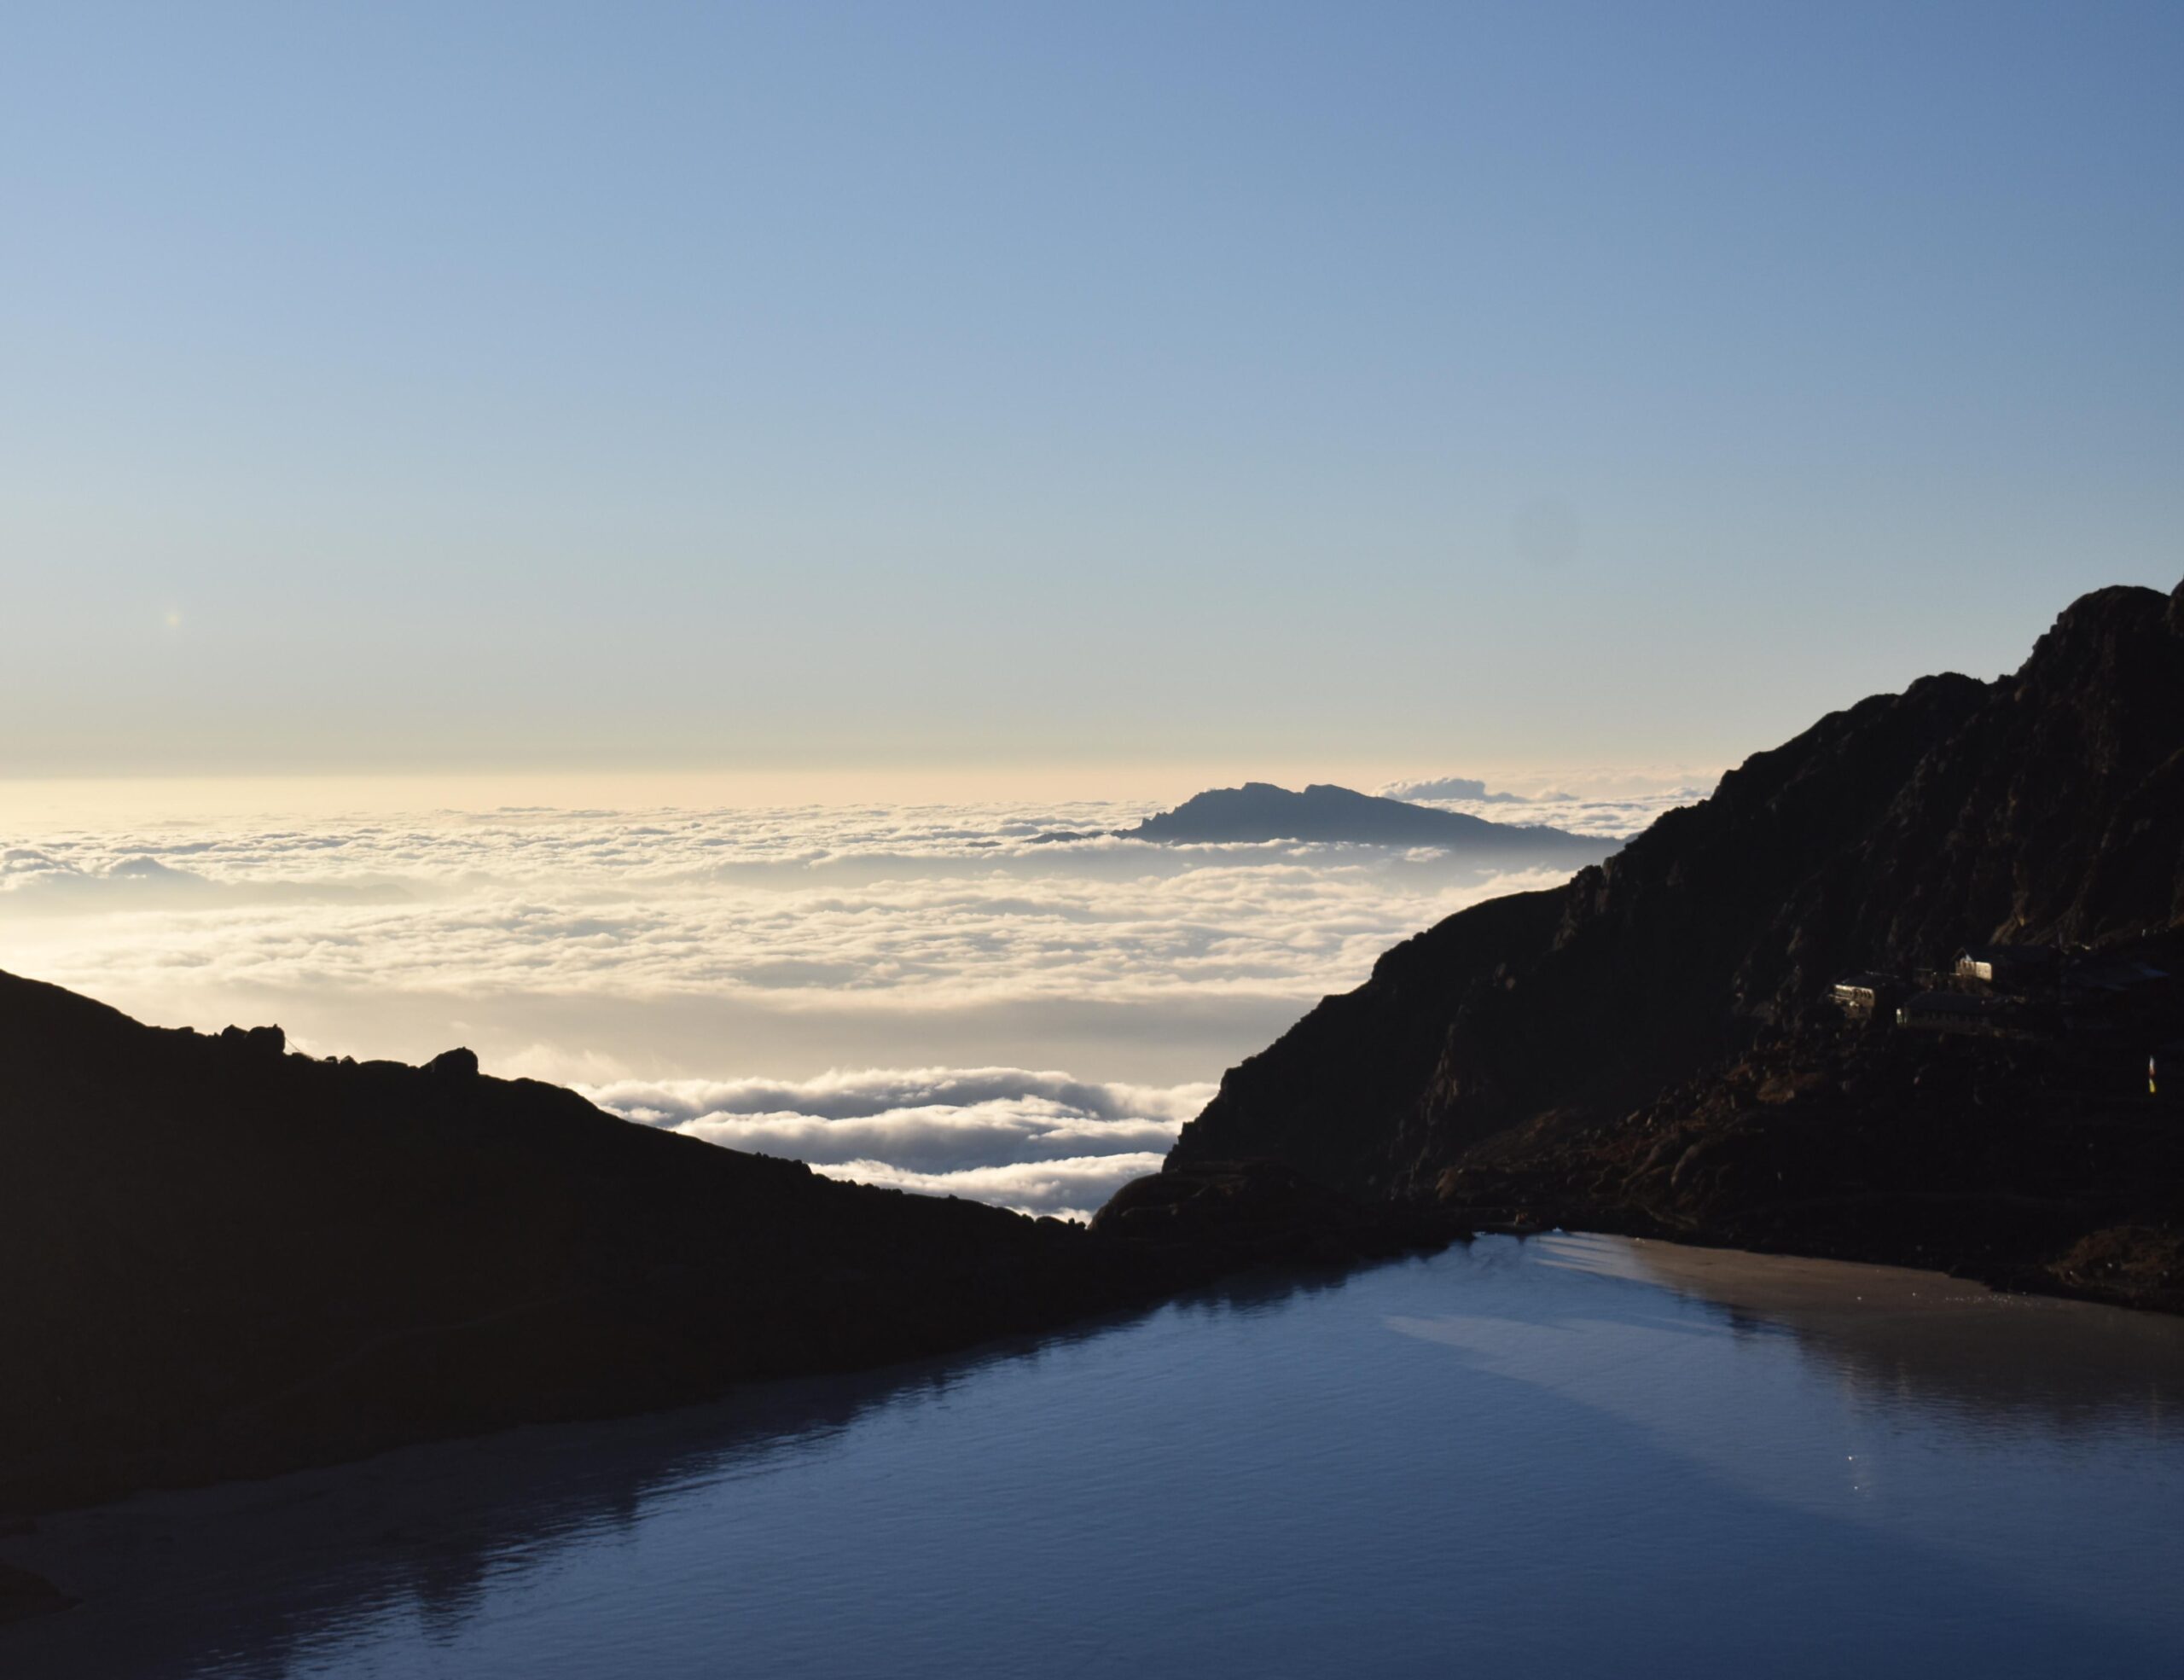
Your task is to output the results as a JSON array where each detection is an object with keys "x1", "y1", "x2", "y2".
[
  {"x1": 0, "y1": 759, "x2": 1713, "y2": 823},
  {"x1": 4, "y1": 3, "x2": 2180, "y2": 781}
]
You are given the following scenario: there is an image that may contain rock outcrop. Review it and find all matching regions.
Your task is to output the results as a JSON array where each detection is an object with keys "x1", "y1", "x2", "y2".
[{"x1": 1092, "y1": 1158, "x2": 1459, "y2": 1266}]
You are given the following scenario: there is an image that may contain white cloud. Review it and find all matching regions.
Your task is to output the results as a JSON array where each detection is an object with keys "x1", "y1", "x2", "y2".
[
  {"x1": 806, "y1": 1152, "x2": 1169, "y2": 1222},
  {"x1": 581, "y1": 1064, "x2": 1204, "y2": 1222},
  {"x1": 591, "y1": 1065, "x2": 1210, "y2": 1130},
  {"x1": 575, "y1": 1065, "x2": 1203, "y2": 1223},
  {"x1": 0, "y1": 832, "x2": 1583, "y2": 1022},
  {"x1": 1380, "y1": 771, "x2": 1716, "y2": 840}
]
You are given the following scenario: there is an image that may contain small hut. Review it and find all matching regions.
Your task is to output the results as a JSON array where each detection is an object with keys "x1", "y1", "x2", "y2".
[{"x1": 1954, "y1": 945, "x2": 2059, "y2": 992}]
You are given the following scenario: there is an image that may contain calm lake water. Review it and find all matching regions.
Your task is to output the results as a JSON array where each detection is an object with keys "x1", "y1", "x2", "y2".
[{"x1": 9, "y1": 1234, "x2": 2184, "y2": 1677}]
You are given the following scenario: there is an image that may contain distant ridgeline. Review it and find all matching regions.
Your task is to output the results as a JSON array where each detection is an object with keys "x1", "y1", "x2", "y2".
[
  {"x1": 1036, "y1": 782, "x2": 1614, "y2": 859},
  {"x1": 1149, "y1": 578, "x2": 2184, "y2": 1313}
]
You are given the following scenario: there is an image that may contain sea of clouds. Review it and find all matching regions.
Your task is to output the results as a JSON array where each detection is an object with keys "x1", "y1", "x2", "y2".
[
  {"x1": 590, "y1": 1065, "x2": 1211, "y2": 1218},
  {"x1": 1377, "y1": 768, "x2": 1713, "y2": 839},
  {"x1": 0, "y1": 776, "x2": 1705, "y2": 1219}
]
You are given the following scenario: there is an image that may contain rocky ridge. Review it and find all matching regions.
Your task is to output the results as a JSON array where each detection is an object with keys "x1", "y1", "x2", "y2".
[{"x1": 1157, "y1": 579, "x2": 2184, "y2": 1309}]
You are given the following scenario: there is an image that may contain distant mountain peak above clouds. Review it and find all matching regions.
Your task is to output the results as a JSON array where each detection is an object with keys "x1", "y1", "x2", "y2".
[
  {"x1": 1374, "y1": 775, "x2": 1531, "y2": 804},
  {"x1": 1118, "y1": 782, "x2": 1612, "y2": 854}
]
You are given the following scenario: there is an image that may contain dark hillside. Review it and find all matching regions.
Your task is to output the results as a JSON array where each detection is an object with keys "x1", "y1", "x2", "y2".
[
  {"x1": 0, "y1": 974, "x2": 1441, "y2": 1516},
  {"x1": 1159, "y1": 579, "x2": 2184, "y2": 1306}
]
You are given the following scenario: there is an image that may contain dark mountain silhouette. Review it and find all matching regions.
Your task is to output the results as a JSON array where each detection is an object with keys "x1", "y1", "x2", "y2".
[
  {"x1": 1152, "y1": 579, "x2": 2184, "y2": 1311},
  {"x1": 1037, "y1": 782, "x2": 1612, "y2": 857},
  {"x1": 0, "y1": 974, "x2": 1449, "y2": 1519}
]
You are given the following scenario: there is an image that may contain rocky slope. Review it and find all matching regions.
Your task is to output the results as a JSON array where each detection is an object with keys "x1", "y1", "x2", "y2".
[
  {"x1": 0, "y1": 972, "x2": 1449, "y2": 1517},
  {"x1": 1441, "y1": 987, "x2": 2184, "y2": 1312},
  {"x1": 1160, "y1": 578, "x2": 2184, "y2": 1306}
]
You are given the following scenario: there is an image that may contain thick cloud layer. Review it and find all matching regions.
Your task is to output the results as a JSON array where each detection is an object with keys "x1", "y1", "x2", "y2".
[
  {"x1": 584, "y1": 1066, "x2": 1209, "y2": 1220},
  {"x1": 1379, "y1": 770, "x2": 1716, "y2": 840},
  {"x1": 2, "y1": 783, "x2": 1699, "y2": 1220},
  {"x1": 0, "y1": 803, "x2": 1604, "y2": 1037}
]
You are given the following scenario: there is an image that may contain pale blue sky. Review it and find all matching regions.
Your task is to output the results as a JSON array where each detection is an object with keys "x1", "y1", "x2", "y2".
[{"x1": 3, "y1": 1, "x2": 2179, "y2": 778}]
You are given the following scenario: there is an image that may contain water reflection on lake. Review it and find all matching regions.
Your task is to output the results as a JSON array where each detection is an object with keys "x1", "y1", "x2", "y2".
[{"x1": 8, "y1": 1235, "x2": 2184, "y2": 1677}]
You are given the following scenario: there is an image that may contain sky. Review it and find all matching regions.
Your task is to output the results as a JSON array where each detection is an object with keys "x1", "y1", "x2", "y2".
[{"x1": 3, "y1": 1, "x2": 2181, "y2": 782}]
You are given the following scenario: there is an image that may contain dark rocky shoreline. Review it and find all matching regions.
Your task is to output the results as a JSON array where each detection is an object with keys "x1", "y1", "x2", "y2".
[{"x1": 1438, "y1": 1011, "x2": 2184, "y2": 1314}]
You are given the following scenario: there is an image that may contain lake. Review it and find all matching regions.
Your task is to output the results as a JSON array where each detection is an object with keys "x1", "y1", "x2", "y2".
[{"x1": 8, "y1": 1233, "x2": 2183, "y2": 1677}]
